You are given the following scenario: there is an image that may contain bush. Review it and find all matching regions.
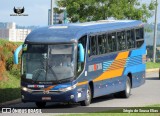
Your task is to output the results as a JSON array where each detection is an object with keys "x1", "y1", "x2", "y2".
[
  {"x1": 6, "y1": 56, "x2": 20, "y2": 77},
  {"x1": 0, "y1": 39, "x2": 21, "y2": 78}
]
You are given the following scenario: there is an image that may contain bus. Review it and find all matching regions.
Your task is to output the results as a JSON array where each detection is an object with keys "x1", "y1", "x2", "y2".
[{"x1": 14, "y1": 20, "x2": 146, "y2": 108}]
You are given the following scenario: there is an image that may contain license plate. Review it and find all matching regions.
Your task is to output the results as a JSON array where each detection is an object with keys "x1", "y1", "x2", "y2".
[{"x1": 42, "y1": 97, "x2": 51, "y2": 100}]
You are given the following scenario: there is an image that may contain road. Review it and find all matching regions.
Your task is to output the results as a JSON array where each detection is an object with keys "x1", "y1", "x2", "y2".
[{"x1": 1, "y1": 72, "x2": 160, "y2": 113}]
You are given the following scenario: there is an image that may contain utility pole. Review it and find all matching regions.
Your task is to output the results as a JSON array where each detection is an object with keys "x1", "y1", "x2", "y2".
[
  {"x1": 153, "y1": 0, "x2": 158, "y2": 63},
  {"x1": 50, "y1": 0, "x2": 53, "y2": 25}
]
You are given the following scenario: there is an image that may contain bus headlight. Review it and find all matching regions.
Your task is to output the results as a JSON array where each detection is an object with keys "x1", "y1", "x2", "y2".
[
  {"x1": 59, "y1": 84, "x2": 77, "y2": 92},
  {"x1": 21, "y1": 86, "x2": 32, "y2": 93}
]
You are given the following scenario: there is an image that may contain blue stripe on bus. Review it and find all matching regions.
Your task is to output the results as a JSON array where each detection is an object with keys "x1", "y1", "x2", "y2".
[
  {"x1": 103, "y1": 61, "x2": 113, "y2": 72},
  {"x1": 124, "y1": 64, "x2": 145, "y2": 75},
  {"x1": 102, "y1": 56, "x2": 142, "y2": 72},
  {"x1": 125, "y1": 56, "x2": 142, "y2": 67}
]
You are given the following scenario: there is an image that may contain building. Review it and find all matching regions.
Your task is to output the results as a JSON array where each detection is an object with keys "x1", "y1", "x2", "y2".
[
  {"x1": 48, "y1": 0, "x2": 65, "y2": 25},
  {"x1": 0, "y1": 22, "x2": 31, "y2": 42},
  {"x1": 48, "y1": 9, "x2": 64, "y2": 25}
]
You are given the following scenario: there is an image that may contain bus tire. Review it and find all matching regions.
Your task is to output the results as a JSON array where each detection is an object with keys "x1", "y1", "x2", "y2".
[
  {"x1": 114, "y1": 76, "x2": 131, "y2": 98},
  {"x1": 80, "y1": 85, "x2": 91, "y2": 106},
  {"x1": 35, "y1": 102, "x2": 46, "y2": 108}
]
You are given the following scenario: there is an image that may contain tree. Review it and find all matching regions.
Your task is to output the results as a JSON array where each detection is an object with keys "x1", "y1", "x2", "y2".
[{"x1": 57, "y1": 0, "x2": 157, "y2": 23}]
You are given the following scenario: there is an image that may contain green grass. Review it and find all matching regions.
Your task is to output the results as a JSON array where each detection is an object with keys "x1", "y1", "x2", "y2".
[
  {"x1": 145, "y1": 104, "x2": 160, "y2": 107},
  {"x1": 0, "y1": 71, "x2": 20, "y2": 103},
  {"x1": 61, "y1": 113, "x2": 159, "y2": 116},
  {"x1": 146, "y1": 62, "x2": 160, "y2": 69},
  {"x1": 0, "y1": 38, "x2": 23, "y2": 46},
  {"x1": 0, "y1": 39, "x2": 22, "y2": 103},
  {"x1": 58, "y1": 104, "x2": 160, "y2": 116}
]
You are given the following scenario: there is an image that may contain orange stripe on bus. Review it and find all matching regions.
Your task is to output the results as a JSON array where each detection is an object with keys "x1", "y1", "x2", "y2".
[
  {"x1": 44, "y1": 85, "x2": 55, "y2": 91},
  {"x1": 77, "y1": 81, "x2": 88, "y2": 86},
  {"x1": 93, "y1": 51, "x2": 129, "y2": 82},
  {"x1": 115, "y1": 51, "x2": 129, "y2": 60}
]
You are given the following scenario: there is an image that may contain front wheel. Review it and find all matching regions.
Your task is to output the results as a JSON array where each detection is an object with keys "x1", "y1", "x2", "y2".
[
  {"x1": 35, "y1": 102, "x2": 46, "y2": 108},
  {"x1": 80, "y1": 85, "x2": 92, "y2": 106}
]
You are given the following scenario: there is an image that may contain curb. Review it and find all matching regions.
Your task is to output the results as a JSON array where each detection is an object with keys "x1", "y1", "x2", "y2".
[
  {"x1": 146, "y1": 68, "x2": 159, "y2": 73},
  {"x1": 0, "y1": 98, "x2": 21, "y2": 107}
]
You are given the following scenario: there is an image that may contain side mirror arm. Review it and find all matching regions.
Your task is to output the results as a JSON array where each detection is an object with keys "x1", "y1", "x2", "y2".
[
  {"x1": 78, "y1": 43, "x2": 84, "y2": 63},
  {"x1": 14, "y1": 45, "x2": 23, "y2": 64}
]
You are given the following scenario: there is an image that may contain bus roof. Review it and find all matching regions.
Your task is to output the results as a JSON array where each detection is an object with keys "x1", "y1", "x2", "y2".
[{"x1": 25, "y1": 20, "x2": 143, "y2": 44}]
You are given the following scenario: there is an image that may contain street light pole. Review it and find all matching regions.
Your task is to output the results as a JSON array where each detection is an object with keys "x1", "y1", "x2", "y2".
[
  {"x1": 153, "y1": 0, "x2": 158, "y2": 63},
  {"x1": 50, "y1": 0, "x2": 53, "y2": 25},
  {"x1": 64, "y1": 8, "x2": 67, "y2": 24}
]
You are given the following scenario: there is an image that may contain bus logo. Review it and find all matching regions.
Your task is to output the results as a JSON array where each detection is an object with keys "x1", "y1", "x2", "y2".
[{"x1": 43, "y1": 90, "x2": 49, "y2": 94}]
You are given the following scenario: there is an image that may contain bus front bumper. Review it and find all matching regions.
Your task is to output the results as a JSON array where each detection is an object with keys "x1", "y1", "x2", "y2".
[{"x1": 21, "y1": 89, "x2": 77, "y2": 103}]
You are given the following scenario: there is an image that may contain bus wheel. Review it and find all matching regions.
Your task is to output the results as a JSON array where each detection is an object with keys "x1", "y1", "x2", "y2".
[
  {"x1": 114, "y1": 76, "x2": 131, "y2": 98},
  {"x1": 80, "y1": 85, "x2": 91, "y2": 106},
  {"x1": 35, "y1": 102, "x2": 46, "y2": 108}
]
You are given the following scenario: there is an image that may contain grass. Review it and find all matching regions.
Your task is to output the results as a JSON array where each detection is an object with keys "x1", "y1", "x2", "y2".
[
  {"x1": 0, "y1": 39, "x2": 22, "y2": 103},
  {"x1": 60, "y1": 113, "x2": 159, "y2": 116},
  {"x1": 0, "y1": 38, "x2": 23, "y2": 46},
  {"x1": 58, "y1": 104, "x2": 160, "y2": 116},
  {"x1": 146, "y1": 62, "x2": 160, "y2": 69},
  {"x1": 145, "y1": 104, "x2": 160, "y2": 107},
  {"x1": 0, "y1": 71, "x2": 20, "y2": 103}
]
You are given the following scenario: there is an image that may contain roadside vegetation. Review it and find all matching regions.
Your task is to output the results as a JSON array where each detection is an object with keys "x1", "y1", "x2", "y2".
[
  {"x1": 0, "y1": 39, "x2": 22, "y2": 103},
  {"x1": 146, "y1": 62, "x2": 160, "y2": 69},
  {"x1": 59, "y1": 104, "x2": 160, "y2": 116},
  {"x1": 60, "y1": 113, "x2": 159, "y2": 116}
]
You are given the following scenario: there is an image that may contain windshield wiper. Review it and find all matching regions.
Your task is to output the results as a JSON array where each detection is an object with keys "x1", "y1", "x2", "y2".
[
  {"x1": 57, "y1": 77, "x2": 74, "y2": 83},
  {"x1": 32, "y1": 60, "x2": 46, "y2": 82},
  {"x1": 47, "y1": 65, "x2": 59, "y2": 81}
]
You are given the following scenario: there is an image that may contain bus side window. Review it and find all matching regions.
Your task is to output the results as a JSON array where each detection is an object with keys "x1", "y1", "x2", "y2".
[
  {"x1": 112, "y1": 33, "x2": 117, "y2": 52},
  {"x1": 78, "y1": 36, "x2": 87, "y2": 54},
  {"x1": 136, "y1": 28, "x2": 144, "y2": 48},
  {"x1": 90, "y1": 35, "x2": 97, "y2": 56},
  {"x1": 108, "y1": 34, "x2": 112, "y2": 52},
  {"x1": 107, "y1": 33, "x2": 117, "y2": 52},
  {"x1": 117, "y1": 31, "x2": 126, "y2": 50},
  {"x1": 77, "y1": 35, "x2": 87, "y2": 75},
  {"x1": 136, "y1": 28, "x2": 144, "y2": 40},
  {"x1": 127, "y1": 30, "x2": 131, "y2": 49},
  {"x1": 98, "y1": 34, "x2": 107, "y2": 55},
  {"x1": 127, "y1": 30, "x2": 135, "y2": 49}
]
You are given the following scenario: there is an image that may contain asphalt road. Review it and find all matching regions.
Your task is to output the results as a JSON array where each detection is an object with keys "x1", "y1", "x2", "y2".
[{"x1": 2, "y1": 72, "x2": 160, "y2": 113}]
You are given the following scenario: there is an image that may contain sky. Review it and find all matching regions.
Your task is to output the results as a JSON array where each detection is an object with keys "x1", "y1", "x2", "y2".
[{"x1": 0, "y1": 0, "x2": 159, "y2": 26}]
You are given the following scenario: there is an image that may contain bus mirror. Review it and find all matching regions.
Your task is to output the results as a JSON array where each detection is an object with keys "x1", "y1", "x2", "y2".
[
  {"x1": 14, "y1": 45, "x2": 23, "y2": 64},
  {"x1": 78, "y1": 43, "x2": 84, "y2": 63}
]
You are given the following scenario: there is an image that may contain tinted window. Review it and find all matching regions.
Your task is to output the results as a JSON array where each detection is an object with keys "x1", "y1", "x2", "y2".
[
  {"x1": 90, "y1": 36, "x2": 97, "y2": 56},
  {"x1": 117, "y1": 31, "x2": 126, "y2": 50},
  {"x1": 127, "y1": 29, "x2": 135, "y2": 49},
  {"x1": 108, "y1": 33, "x2": 117, "y2": 52},
  {"x1": 136, "y1": 28, "x2": 144, "y2": 48},
  {"x1": 136, "y1": 28, "x2": 144, "y2": 40},
  {"x1": 137, "y1": 40, "x2": 144, "y2": 48},
  {"x1": 79, "y1": 35, "x2": 87, "y2": 54},
  {"x1": 98, "y1": 34, "x2": 107, "y2": 54},
  {"x1": 77, "y1": 36, "x2": 87, "y2": 75}
]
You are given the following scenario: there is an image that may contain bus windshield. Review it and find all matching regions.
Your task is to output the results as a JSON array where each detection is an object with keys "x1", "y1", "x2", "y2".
[{"x1": 22, "y1": 44, "x2": 75, "y2": 83}]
